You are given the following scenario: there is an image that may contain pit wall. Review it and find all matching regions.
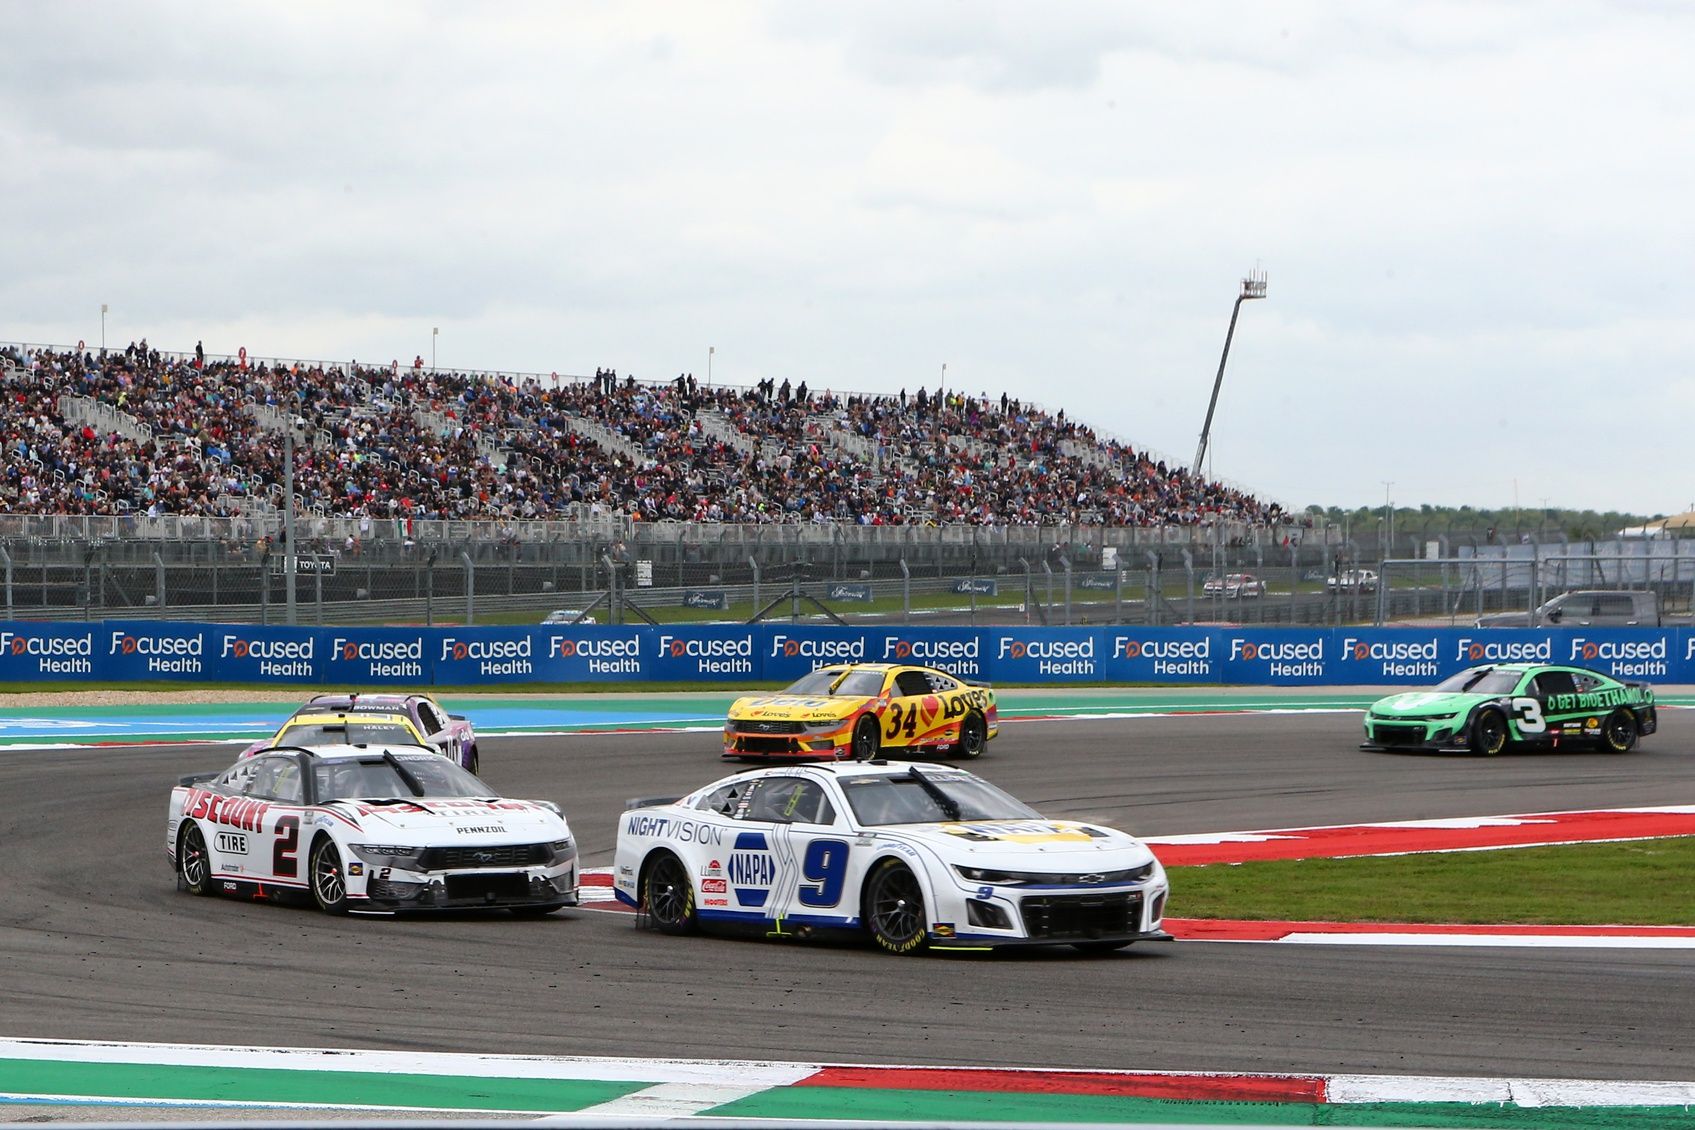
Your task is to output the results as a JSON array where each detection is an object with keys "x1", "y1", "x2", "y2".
[{"x1": 1, "y1": 622, "x2": 1687, "y2": 687}]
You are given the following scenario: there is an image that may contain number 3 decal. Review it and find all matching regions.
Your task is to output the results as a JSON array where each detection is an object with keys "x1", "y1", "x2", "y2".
[{"x1": 1510, "y1": 697, "x2": 1546, "y2": 734}]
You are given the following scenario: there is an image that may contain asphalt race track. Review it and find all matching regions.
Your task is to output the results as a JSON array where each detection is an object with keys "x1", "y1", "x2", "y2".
[{"x1": 3, "y1": 708, "x2": 1693, "y2": 1081}]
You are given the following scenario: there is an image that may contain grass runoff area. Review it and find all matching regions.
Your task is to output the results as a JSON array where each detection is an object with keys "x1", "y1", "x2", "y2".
[{"x1": 1173, "y1": 838, "x2": 1695, "y2": 926}]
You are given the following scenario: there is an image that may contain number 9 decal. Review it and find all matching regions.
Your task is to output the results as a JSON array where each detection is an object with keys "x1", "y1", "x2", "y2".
[
  {"x1": 798, "y1": 839, "x2": 849, "y2": 908},
  {"x1": 1510, "y1": 697, "x2": 1546, "y2": 734}
]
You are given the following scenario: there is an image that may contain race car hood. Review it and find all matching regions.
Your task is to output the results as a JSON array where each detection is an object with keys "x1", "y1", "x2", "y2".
[
  {"x1": 327, "y1": 798, "x2": 567, "y2": 840},
  {"x1": 728, "y1": 694, "x2": 868, "y2": 723},
  {"x1": 884, "y1": 819, "x2": 1157, "y2": 867},
  {"x1": 1369, "y1": 691, "x2": 1487, "y2": 718}
]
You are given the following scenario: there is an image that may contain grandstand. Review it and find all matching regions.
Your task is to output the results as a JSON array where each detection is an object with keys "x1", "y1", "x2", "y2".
[{"x1": 3, "y1": 339, "x2": 1284, "y2": 532}]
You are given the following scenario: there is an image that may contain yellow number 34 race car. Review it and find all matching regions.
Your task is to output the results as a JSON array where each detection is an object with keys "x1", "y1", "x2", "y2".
[{"x1": 724, "y1": 663, "x2": 999, "y2": 763}]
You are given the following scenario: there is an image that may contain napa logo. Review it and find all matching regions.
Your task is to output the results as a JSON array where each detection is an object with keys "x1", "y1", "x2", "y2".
[
  {"x1": 727, "y1": 831, "x2": 773, "y2": 907},
  {"x1": 1455, "y1": 636, "x2": 1553, "y2": 663}
]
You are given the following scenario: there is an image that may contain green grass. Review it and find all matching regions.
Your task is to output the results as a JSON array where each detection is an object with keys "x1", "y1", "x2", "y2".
[{"x1": 1171, "y1": 838, "x2": 1695, "y2": 926}]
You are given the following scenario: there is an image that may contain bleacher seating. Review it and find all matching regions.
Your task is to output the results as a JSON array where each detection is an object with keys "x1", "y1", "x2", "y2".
[{"x1": 1, "y1": 341, "x2": 1283, "y2": 528}]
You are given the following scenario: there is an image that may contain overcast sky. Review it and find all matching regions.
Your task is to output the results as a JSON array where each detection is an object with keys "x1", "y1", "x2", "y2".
[{"x1": 3, "y1": 2, "x2": 1690, "y2": 516}]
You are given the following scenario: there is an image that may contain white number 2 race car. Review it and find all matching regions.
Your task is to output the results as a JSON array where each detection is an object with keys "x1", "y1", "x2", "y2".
[
  {"x1": 167, "y1": 744, "x2": 578, "y2": 915},
  {"x1": 613, "y1": 762, "x2": 1171, "y2": 954}
]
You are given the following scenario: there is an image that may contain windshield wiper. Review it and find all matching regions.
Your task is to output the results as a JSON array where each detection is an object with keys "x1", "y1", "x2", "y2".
[
  {"x1": 382, "y1": 750, "x2": 427, "y2": 797},
  {"x1": 906, "y1": 766, "x2": 960, "y2": 822}
]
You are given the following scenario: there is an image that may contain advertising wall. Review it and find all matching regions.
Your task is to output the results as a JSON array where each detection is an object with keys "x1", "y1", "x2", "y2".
[{"x1": 1, "y1": 621, "x2": 1690, "y2": 687}]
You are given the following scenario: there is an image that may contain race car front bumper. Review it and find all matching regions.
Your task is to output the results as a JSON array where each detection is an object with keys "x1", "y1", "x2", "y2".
[
  {"x1": 723, "y1": 721, "x2": 854, "y2": 760},
  {"x1": 364, "y1": 864, "x2": 578, "y2": 910},
  {"x1": 1360, "y1": 717, "x2": 1470, "y2": 752}
]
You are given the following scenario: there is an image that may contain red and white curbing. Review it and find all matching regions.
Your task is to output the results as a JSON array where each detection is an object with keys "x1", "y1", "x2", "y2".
[{"x1": 581, "y1": 805, "x2": 1695, "y2": 948}]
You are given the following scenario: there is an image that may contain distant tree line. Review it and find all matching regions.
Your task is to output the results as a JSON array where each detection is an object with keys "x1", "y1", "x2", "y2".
[{"x1": 1303, "y1": 504, "x2": 1673, "y2": 547}]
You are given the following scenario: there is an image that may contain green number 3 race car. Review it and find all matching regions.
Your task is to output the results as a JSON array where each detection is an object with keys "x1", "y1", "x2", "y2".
[{"x1": 1361, "y1": 663, "x2": 1656, "y2": 755}]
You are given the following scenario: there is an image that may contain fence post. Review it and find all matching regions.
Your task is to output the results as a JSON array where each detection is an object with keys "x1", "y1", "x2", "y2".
[
  {"x1": 1061, "y1": 558, "x2": 1073, "y2": 625},
  {"x1": 462, "y1": 551, "x2": 476, "y2": 626},
  {"x1": 899, "y1": 558, "x2": 911, "y2": 624},
  {"x1": 749, "y1": 556, "x2": 761, "y2": 622},
  {"x1": 1, "y1": 544, "x2": 11, "y2": 619},
  {"x1": 425, "y1": 550, "x2": 436, "y2": 627},
  {"x1": 1180, "y1": 549, "x2": 1195, "y2": 624},
  {"x1": 1042, "y1": 560, "x2": 1054, "y2": 616},
  {"x1": 154, "y1": 551, "x2": 166, "y2": 613},
  {"x1": 1145, "y1": 550, "x2": 1160, "y2": 626}
]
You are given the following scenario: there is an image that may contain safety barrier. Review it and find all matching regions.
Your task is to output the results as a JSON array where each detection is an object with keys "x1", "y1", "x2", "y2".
[{"x1": 1, "y1": 622, "x2": 1690, "y2": 686}]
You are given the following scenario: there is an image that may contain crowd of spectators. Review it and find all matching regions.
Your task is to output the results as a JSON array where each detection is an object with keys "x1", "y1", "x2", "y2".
[{"x1": 1, "y1": 339, "x2": 1284, "y2": 529}]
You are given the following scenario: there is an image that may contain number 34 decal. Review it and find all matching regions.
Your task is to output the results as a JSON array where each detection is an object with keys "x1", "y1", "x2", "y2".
[{"x1": 1510, "y1": 697, "x2": 1546, "y2": 733}]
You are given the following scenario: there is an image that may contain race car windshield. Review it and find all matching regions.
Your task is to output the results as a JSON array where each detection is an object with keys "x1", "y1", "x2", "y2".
[
  {"x1": 281, "y1": 721, "x2": 417, "y2": 746},
  {"x1": 841, "y1": 774, "x2": 1040, "y2": 826},
  {"x1": 314, "y1": 755, "x2": 489, "y2": 801},
  {"x1": 1433, "y1": 667, "x2": 1522, "y2": 695},
  {"x1": 780, "y1": 669, "x2": 886, "y2": 697}
]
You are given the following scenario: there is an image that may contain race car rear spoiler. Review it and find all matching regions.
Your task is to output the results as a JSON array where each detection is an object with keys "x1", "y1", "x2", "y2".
[{"x1": 178, "y1": 771, "x2": 219, "y2": 787}]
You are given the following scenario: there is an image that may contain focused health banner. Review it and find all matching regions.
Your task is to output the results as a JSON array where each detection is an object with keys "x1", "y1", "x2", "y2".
[{"x1": 0, "y1": 621, "x2": 1689, "y2": 686}]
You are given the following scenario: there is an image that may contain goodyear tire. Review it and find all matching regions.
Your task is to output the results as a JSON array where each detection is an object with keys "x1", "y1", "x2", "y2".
[
  {"x1": 864, "y1": 859, "x2": 928, "y2": 954},
  {"x1": 955, "y1": 712, "x2": 987, "y2": 760},
  {"x1": 1601, "y1": 709, "x2": 1638, "y2": 754},
  {"x1": 643, "y1": 851, "x2": 697, "y2": 934},
  {"x1": 178, "y1": 823, "x2": 214, "y2": 896},
  {"x1": 1468, "y1": 708, "x2": 1509, "y2": 756},
  {"x1": 309, "y1": 838, "x2": 350, "y2": 915},
  {"x1": 852, "y1": 717, "x2": 881, "y2": 761}
]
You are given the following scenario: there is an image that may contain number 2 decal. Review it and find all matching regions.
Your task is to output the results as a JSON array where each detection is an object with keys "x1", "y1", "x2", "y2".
[
  {"x1": 797, "y1": 839, "x2": 849, "y2": 908},
  {"x1": 1510, "y1": 697, "x2": 1546, "y2": 734},
  {"x1": 272, "y1": 815, "x2": 300, "y2": 877}
]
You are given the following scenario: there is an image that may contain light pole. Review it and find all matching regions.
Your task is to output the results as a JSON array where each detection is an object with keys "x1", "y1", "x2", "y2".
[
  {"x1": 708, "y1": 345, "x2": 714, "y2": 385},
  {"x1": 1192, "y1": 269, "x2": 1268, "y2": 478},
  {"x1": 100, "y1": 304, "x2": 108, "y2": 352},
  {"x1": 283, "y1": 420, "x2": 299, "y2": 625},
  {"x1": 432, "y1": 327, "x2": 438, "y2": 370},
  {"x1": 1381, "y1": 481, "x2": 1394, "y2": 558}
]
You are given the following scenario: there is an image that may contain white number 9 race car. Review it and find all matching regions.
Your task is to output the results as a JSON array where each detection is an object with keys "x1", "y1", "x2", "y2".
[
  {"x1": 613, "y1": 762, "x2": 1171, "y2": 954},
  {"x1": 167, "y1": 744, "x2": 578, "y2": 916}
]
